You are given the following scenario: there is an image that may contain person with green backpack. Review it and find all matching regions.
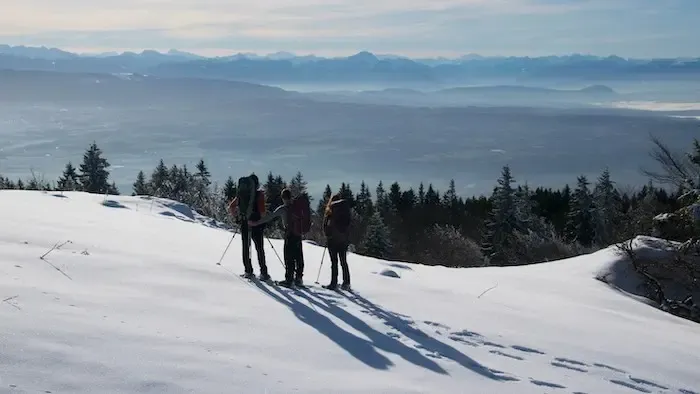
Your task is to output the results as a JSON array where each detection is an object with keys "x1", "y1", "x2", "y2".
[{"x1": 227, "y1": 173, "x2": 270, "y2": 281}]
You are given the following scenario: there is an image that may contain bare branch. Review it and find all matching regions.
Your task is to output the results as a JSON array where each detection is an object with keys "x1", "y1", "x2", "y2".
[{"x1": 641, "y1": 135, "x2": 694, "y2": 189}]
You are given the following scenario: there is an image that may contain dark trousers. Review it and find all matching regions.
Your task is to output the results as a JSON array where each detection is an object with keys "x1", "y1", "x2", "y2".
[
  {"x1": 283, "y1": 234, "x2": 304, "y2": 282},
  {"x1": 328, "y1": 241, "x2": 350, "y2": 286},
  {"x1": 241, "y1": 221, "x2": 267, "y2": 276}
]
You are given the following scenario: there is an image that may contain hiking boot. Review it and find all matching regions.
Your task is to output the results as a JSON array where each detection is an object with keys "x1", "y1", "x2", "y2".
[
  {"x1": 241, "y1": 272, "x2": 255, "y2": 279},
  {"x1": 276, "y1": 279, "x2": 294, "y2": 288},
  {"x1": 294, "y1": 277, "x2": 304, "y2": 287},
  {"x1": 259, "y1": 273, "x2": 271, "y2": 282},
  {"x1": 341, "y1": 283, "x2": 351, "y2": 291},
  {"x1": 323, "y1": 283, "x2": 338, "y2": 290}
]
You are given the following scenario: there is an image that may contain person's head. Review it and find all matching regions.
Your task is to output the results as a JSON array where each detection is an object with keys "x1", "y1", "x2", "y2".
[
  {"x1": 281, "y1": 188, "x2": 292, "y2": 205},
  {"x1": 324, "y1": 193, "x2": 342, "y2": 217}
]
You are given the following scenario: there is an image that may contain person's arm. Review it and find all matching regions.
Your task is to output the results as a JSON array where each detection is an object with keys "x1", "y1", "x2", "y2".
[{"x1": 250, "y1": 205, "x2": 285, "y2": 226}]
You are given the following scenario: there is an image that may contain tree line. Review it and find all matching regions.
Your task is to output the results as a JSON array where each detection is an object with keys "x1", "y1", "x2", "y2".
[{"x1": 1, "y1": 138, "x2": 697, "y2": 269}]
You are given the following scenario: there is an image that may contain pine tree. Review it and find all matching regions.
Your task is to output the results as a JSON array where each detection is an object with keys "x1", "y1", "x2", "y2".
[
  {"x1": 132, "y1": 170, "x2": 149, "y2": 196},
  {"x1": 149, "y1": 159, "x2": 170, "y2": 197},
  {"x1": 289, "y1": 171, "x2": 309, "y2": 199},
  {"x1": 195, "y1": 159, "x2": 211, "y2": 187},
  {"x1": 360, "y1": 211, "x2": 392, "y2": 258},
  {"x1": 57, "y1": 162, "x2": 79, "y2": 191},
  {"x1": 78, "y1": 142, "x2": 112, "y2": 194},
  {"x1": 592, "y1": 168, "x2": 621, "y2": 246},
  {"x1": 317, "y1": 184, "x2": 333, "y2": 215},
  {"x1": 481, "y1": 166, "x2": 519, "y2": 265},
  {"x1": 355, "y1": 181, "x2": 374, "y2": 218},
  {"x1": 194, "y1": 159, "x2": 211, "y2": 208},
  {"x1": 223, "y1": 176, "x2": 237, "y2": 202},
  {"x1": 566, "y1": 175, "x2": 595, "y2": 247}
]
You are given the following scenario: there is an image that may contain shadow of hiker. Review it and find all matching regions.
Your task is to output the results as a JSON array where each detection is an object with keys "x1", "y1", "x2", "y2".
[
  {"x1": 249, "y1": 280, "x2": 396, "y2": 371},
  {"x1": 287, "y1": 290, "x2": 449, "y2": 375},
  {"x1": 311, "y1": 291, "x2": 519, "y2": 383}
]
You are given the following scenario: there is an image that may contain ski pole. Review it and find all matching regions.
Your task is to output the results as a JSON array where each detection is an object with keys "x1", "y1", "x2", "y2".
[
  {"x1": 266, "y1": 237, "x2": 285, "y2": 269},
  {"x1": 315, "y1": 246, "x2": 327, "y2": 284},
  {"x1": 216, "y1": 230, "x2": 237, "y2": 266}
]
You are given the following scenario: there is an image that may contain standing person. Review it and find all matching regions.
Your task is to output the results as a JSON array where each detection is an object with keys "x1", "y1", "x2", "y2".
[
  {"x1": 249, "y1": 188, "x2": 310, "y2": 288},
  {"x1": 228, "y1": 174, "x2": 270, "y2": 281},
  {"x1": 322, "y1": 193, "x2": 352, "y2": 291}
]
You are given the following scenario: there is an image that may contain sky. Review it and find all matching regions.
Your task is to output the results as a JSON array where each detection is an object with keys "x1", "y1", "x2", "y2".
[{"x1": 1, "y1": 0, "x2": 699, "y2": 58}]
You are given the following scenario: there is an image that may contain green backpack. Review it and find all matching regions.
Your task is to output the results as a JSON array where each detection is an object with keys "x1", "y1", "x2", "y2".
[{"x1": 236, "y1": 176, "x2": 257, "y2": 220}]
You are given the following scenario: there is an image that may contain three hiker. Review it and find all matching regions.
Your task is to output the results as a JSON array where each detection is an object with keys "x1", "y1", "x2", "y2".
[
  {"x1": 227, "y1": 174, "x2": 270, "y2": 281},
  {"x1": 322, "y1": 193, "x2": 352, "y2": 291},
  {"x1": 227, "y1": 174, "x2": 352, "y2": 291},
  {"x1": 248, "y1": 188, "x2": 309, "y2": 288}
]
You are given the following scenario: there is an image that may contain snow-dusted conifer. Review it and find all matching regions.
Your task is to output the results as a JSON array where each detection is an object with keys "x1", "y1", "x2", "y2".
[
  {"x1": 482, "y1": 166, "x2": 519, "y2": 264},
  {"x1": 58, "y1": 162, "x2": 80, "y2": 192},
  {"x1": 593, "y1": 168, "x2": 621, "y2": 246},
  {"x1": 360, "y1": 211, "x2": 392, "y2": 258},
  {"x1": 566, "y1": 175, "x2": 595, "y2": 247}
]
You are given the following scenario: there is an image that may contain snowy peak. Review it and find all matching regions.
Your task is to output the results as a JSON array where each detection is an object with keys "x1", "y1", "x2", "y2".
[{"x1": 1, "y1": 190, "x2": 699, "y2": 393}]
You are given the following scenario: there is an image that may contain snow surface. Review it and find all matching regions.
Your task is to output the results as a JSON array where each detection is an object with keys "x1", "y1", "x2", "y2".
[{"x1": 1, "y1": 190, "x2": 699, "y2": 394}]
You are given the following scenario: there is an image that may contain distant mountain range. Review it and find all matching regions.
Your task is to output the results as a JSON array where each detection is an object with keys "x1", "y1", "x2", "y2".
[{"x1": 1, "y1": 44, "x2": 699, "y2": 85}]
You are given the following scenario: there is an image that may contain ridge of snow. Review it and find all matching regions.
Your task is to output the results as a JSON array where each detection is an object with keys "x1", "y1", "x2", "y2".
[{"x1": 1, "y1": 190, "x2": 699, "y2": 393}]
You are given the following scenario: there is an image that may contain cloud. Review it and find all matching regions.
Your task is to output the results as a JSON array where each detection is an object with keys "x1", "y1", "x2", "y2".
[{"x1": 0, "y1": 0, "x2": 697, "y2": 57}]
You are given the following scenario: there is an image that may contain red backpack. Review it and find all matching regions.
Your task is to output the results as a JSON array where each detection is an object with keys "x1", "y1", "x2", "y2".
[{"x1": 287, "y1": 194, "x2": 311, "y2": 236}]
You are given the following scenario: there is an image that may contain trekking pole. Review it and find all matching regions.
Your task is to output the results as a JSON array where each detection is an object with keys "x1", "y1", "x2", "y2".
[
  {"x1": 266, "y1": 237, "x2": 285, "y2": 269},
  {"x1": 216, "y1": 229, "x2": 237, "y2": 266},
  {"x1": 315, "y1": 246, "x2": 327, "y2": 284}
]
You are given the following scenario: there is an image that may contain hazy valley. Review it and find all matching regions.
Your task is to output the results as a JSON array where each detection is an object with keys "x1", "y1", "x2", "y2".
[{"x1": 1, "y1": 65, "x2": 699, "y2": 198}]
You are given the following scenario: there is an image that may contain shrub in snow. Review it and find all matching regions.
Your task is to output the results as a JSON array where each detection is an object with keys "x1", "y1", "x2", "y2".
[
  {"x1": 514, "y1": 227, "x2": 591, "y2": 264},
  {"x1": 419, "y1": 224, "x2": 484, "y2": 267}
]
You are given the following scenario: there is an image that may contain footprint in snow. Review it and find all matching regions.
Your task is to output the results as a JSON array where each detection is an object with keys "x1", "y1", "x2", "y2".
[
  {"x1": 423, "y1": 321, "x2": 450, "y2": 330},
  {"x1": 386, "y1": 332, "x2": 401, "y2": 339},
  {"x1": 551, "y1": 361, "x2": 587, "y2": 373},
  {"x1": 593, "y1": 363, "x2": 626, "y2": 373},
  {"x1": 530, "y1": 379, "x2": 565, "y2": 389},
  {"x1": 609, "y1": 379, "x2": 652, "y2": 393},
  {"x1": 554, "y1": 357, "x2": 587, "y2": 367},
  {"x1": 627, "y1": 376, "x2": 669, "y2": 390},
  {"x1": 489, "y1": 350, "x2": 524, "y2": 361},
  {"x1": 482, "y1": 341, "x2": 506, "y2": 349},
  {"x1": 448, "y1": 335, "x2": 479, "y2": 347},
  {"x1": 511, "y1": 345, "x2": 545, "y2": 355}
]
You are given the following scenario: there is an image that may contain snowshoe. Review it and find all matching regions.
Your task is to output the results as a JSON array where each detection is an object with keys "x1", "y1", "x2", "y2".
[
  {"x1": 294, "y1": 278, "x2": 306, "y2": 289},
  {"x1": 275, "y1": 279, "x2": 294, "y2": 288},
  {"x1": 259, "y1": 273, "x2": 271, "y2": 282}
]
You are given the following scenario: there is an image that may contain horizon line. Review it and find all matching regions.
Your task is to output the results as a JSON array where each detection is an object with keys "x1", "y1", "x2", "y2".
[{"x1": 2, "y1": 43, "x2": 698, "y2": 62}]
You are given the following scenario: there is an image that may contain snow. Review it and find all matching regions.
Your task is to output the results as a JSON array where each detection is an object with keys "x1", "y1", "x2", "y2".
[{"x1": 1, "y1": 190, "x2": 699, "y2": 394}]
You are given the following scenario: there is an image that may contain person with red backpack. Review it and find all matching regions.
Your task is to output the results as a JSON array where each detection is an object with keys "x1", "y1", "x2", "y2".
[
  {"x1": 227, "y1": 174, "x2": 270, "y2": 281},
  {"x1": 322, "y1": 193, "x2": 352, "y2": 291},
  {"x1": 249, "y1": 188, "x2": 311, "y2": 288}
]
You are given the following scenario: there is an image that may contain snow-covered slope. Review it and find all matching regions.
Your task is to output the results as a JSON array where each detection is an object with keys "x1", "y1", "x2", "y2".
[{"x1": 1, "y1": 190, "x2": 699, "y2": 394}]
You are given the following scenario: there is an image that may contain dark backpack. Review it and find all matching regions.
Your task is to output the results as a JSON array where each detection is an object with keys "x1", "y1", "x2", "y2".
[
  {"x1": 236, "y1": 176, "x2": 257, "y2": 219},
  {"x1": 287, "y1": 194, "x2": 311, "y2": 236},
  {"x1": 329, "y1": 199, "x2": 352, "y2": 233}
]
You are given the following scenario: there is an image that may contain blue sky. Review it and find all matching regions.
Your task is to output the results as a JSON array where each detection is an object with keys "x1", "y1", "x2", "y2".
[{"x1": 1, "y1": 0, "x2": 698, "y2": 58}]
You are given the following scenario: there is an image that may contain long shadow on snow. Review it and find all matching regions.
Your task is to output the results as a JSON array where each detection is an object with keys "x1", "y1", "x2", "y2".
[
  {"x1": 307, "y1": 291, "x2": 518, "y2": 382},
  {"x1": 250, "y1": 281, "x2": 447, "y2": 374}
]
